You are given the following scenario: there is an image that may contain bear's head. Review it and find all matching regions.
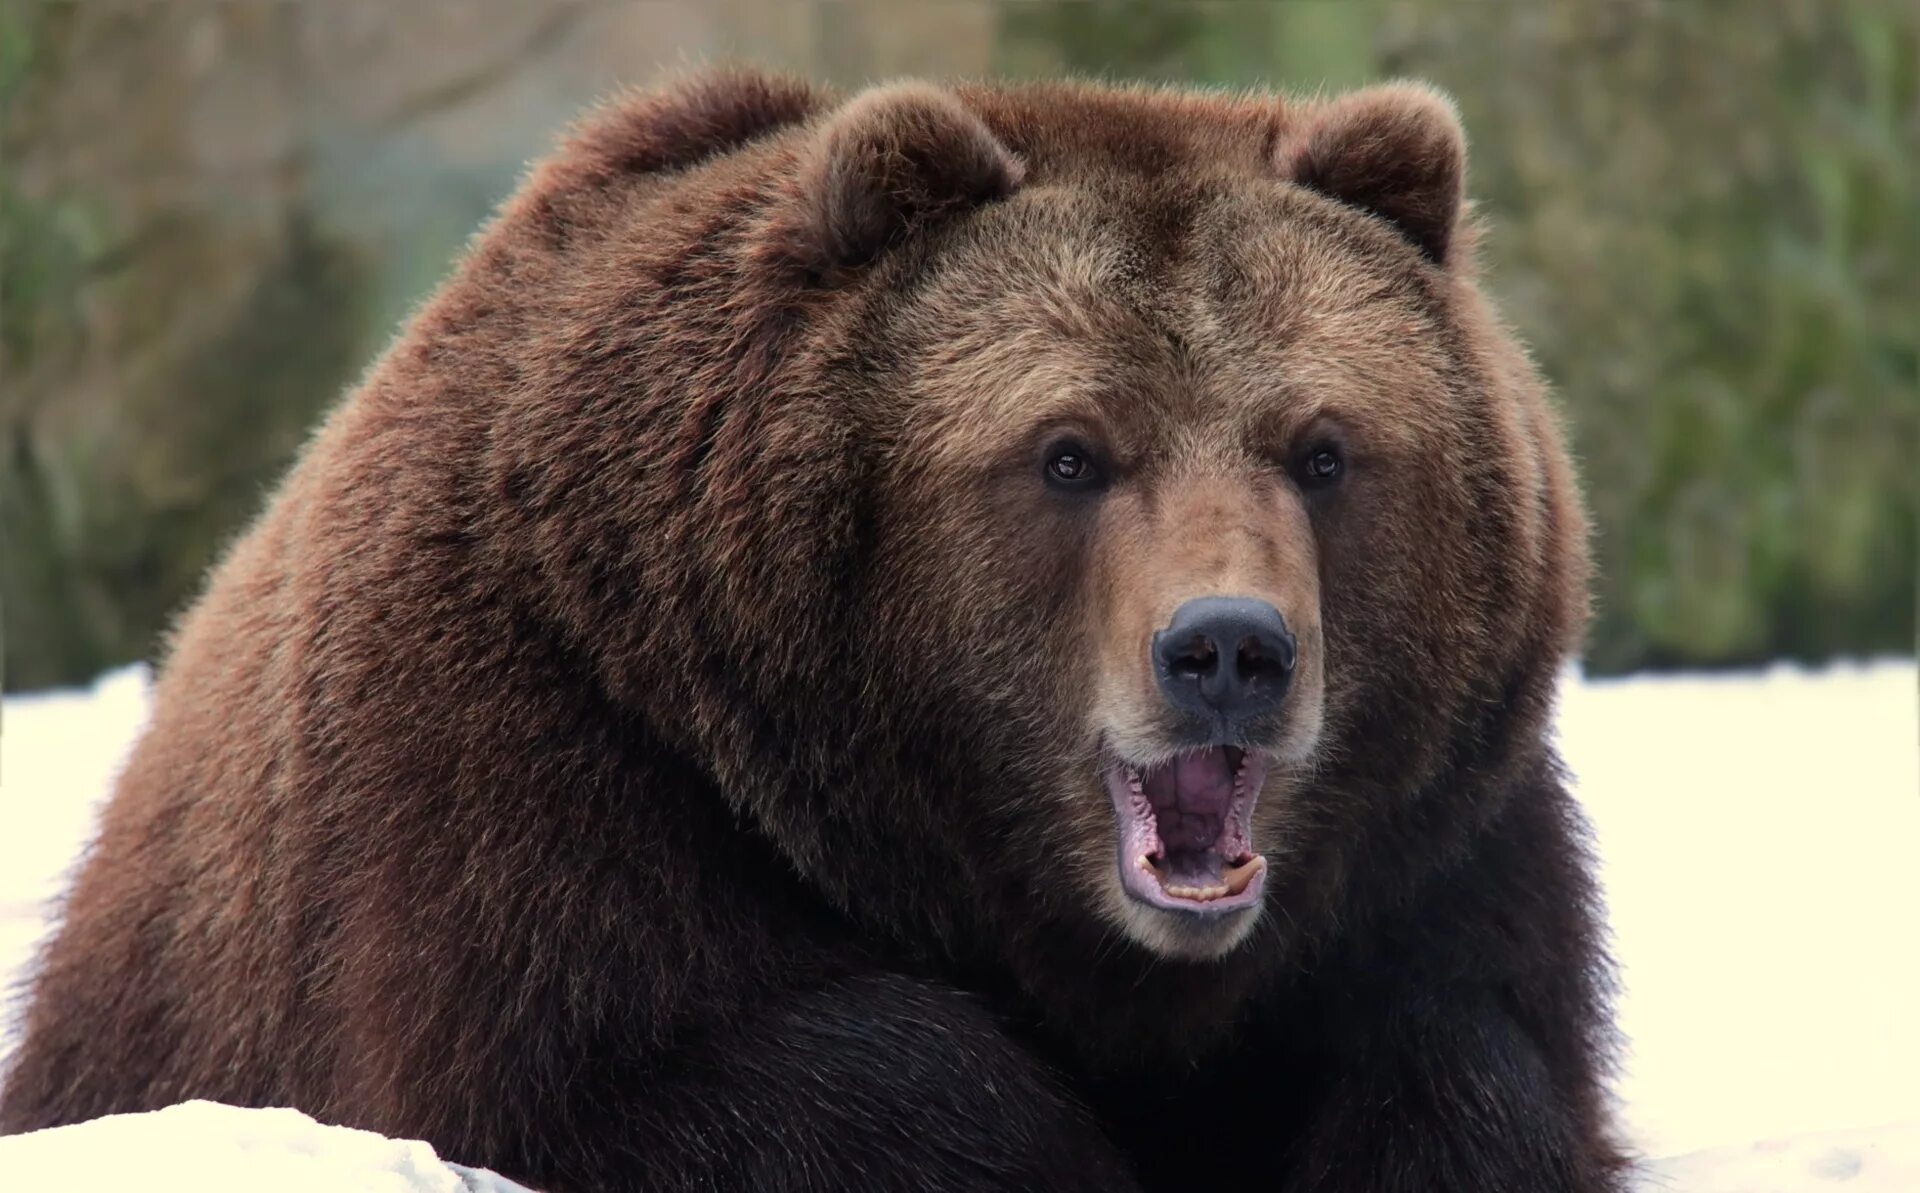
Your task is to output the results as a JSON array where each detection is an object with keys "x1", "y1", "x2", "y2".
[{"x1": 498, "y1": 75, "x2": 1588, "y2": 985}]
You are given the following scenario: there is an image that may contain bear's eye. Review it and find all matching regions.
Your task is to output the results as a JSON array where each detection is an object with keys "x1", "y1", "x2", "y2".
[
  {"x1": 1301, "y1": 445, "x2": 1343, "y2": 487},
  {"x1": 1044, "y1": 444, "x2": 1100, "y2": 488}
]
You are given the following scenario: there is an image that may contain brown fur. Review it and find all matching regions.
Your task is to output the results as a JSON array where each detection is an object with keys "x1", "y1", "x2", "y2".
[{"x1": 3, "y1": 71, "x2": 1622, "y2": 1192}]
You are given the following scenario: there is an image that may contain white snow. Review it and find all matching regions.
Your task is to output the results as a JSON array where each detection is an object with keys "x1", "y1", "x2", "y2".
[
  {"x1": 2, "y1": 659, "x2": 1917, "y2": 1190},
  {"x1": 0, "y1": 1100, "x2": 536, "y2": 1192},
  {"x1": 1560, "y1": 662, "x2": 1920, "y2": 1162},
  {"x1": 0, "y1": 665, "x2": 150, "y2": 1011},
  {"x1": 1642, "y1": 1121, "x2": 1920, "y2": 1192}
]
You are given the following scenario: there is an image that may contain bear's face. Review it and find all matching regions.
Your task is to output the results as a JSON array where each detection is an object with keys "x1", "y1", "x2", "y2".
[
  {"x1": 812, "y1": 86, "x2": 1584, "y2": 962},
  {"x1": 516, "y1": 78, "x2": 1583, "y2": 973}
]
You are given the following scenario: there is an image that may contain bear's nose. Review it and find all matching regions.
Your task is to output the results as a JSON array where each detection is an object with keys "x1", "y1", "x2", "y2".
[{"x1": 1152, "y1": 597, "x2": 1296, "y2": 728}]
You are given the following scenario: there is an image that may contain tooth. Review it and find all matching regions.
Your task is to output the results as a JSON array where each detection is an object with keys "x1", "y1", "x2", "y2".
[
  {"x1": 1166, "y1": 883, "x2": 1228, "y2": 900},
  {"x1": 1223, "y1": 856, "x2": 1264, "y2": 896}
]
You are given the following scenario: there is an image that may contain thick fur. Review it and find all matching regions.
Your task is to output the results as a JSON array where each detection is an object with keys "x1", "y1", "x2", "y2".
[
  {"x1": 2, "y1": 72, "x2": 1625, "y2": 1192},
  {"x1": 1277, "y1": 81, "x2": 1467, "y2": 265}
]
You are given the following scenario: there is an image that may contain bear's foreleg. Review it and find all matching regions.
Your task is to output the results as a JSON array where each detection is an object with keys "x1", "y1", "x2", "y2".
[
  {"x1": 590, "y1": 971, "x2": 1140, "y2": 1193},
  {"x1": 1279, "y1": 990, "x2": 1626, "y2": 1192}
]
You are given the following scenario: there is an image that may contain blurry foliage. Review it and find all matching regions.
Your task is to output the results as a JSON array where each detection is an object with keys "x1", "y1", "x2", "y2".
[
  {"x1": 1, "y1": 0, "x2": 1913, "y2": 690},
  {"x1": 2, "y1": 4, "x2": 377, "y2": 690}
]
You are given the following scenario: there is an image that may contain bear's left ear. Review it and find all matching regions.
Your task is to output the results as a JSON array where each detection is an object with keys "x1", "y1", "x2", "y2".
[
  {"x1": 784, "y1": 82, "x2": 1024, "y2": 276},
  {"x1": 1275, "y1": 82, "x2": 1466, "y2": 266}
]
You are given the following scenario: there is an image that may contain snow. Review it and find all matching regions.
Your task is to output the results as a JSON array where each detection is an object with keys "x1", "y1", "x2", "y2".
[
  {"x1": 1643, "y1": 1121, "x2": 1920, "y2": 1192},
  {"x1": 1559, "y1": 662, "x2": 1920, "y2": 1161},
  {"x1": 3, "y1": 659, "x2": 1917, "y2": 1190},
  {"x1": 0, "y1": 1100, "x2": 537, "y2": 1192},
  {"x1": 0, "y1": 665, "x2": 150, "y2": 1009}
]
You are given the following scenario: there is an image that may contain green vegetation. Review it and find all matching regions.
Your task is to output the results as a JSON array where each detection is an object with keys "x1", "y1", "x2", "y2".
[{"x1": 2, "y1": 1, "x2": 1912, "y2": 689}]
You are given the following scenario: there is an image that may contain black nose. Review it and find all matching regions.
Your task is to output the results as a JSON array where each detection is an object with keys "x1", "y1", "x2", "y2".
[{"x1": 1152, "y1": 597, "x2": 1296, "y2": 727}]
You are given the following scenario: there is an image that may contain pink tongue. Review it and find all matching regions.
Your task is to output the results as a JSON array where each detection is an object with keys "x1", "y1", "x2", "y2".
[
  {"x1": 1174, "y1": 749, "x2": 1234, "y2": 809},
  {"x1": 1160, "y1": 849, "x2": 1227, "y2": 889},
  {"x1": 1141, "y1": 748, "x2": 1235, "y2": 854}
]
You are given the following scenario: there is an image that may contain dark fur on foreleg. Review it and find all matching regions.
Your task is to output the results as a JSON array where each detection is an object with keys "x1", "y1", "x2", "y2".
[
  {"x1": 1281, "y1": 995, "x2": 1625, "y2": 1192},
  {"x1": 579, "y1": 973, "x2": 1140, "y2": 1193}
]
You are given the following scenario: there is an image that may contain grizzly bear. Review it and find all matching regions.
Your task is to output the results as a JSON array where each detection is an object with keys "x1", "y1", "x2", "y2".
[{"x1": 1, "y1": 71, "x2": 1623, "y2": 1191}]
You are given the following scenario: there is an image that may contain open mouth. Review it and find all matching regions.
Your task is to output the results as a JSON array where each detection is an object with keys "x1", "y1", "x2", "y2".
[{"x1": 1104, "y1": 746, "x2": 1268, "y2": 915}]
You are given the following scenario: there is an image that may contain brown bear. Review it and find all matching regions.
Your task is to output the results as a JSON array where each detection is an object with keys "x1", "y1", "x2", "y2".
[{"x1": 1, "y1": 71, "x2": 1623, "y2": 1191}]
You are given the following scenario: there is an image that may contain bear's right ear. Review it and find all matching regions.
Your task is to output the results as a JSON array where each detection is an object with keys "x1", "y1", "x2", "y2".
[{"x1": 781, "y1": 83, "x2": 1024, "y2": 278}]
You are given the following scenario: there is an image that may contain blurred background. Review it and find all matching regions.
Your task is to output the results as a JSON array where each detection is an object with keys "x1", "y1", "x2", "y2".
[{"x1": 1, "y1": 0, "x2": 1914, "y2": 691}]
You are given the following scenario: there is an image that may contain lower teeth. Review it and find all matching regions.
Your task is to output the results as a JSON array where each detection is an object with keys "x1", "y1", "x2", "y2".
[{"x1": 1143, "y1": 855, "x2": 1261, "y2": 900}]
